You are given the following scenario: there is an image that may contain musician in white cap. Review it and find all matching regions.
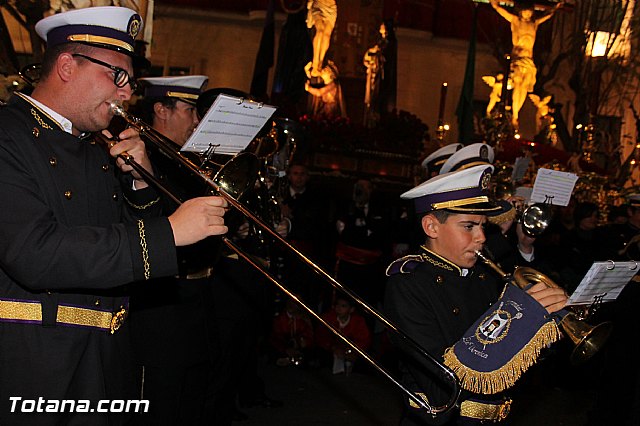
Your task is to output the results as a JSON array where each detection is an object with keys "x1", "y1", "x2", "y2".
[
  {"x1": 439, "y1": 142, "x2": 495, "y2": 174},
  {"x1": 384, "y1": 165, "x2": 567, "y2": 425},
  {"x1": 420, "y1": 142, "x2": 462, "y2": 178},
  {"x1": 137, "y1": 75, "x2": 208, "y2": 147},
  {"x1": 128, "y1": 75, "x2": 227, "y2": 424},
  {"x1": 0, "y1": 7, "x2": 228, "y2": 425}
]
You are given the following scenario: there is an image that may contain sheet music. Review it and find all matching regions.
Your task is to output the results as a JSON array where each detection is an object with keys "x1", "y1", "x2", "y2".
[
  {"x1": 529, "y1": 168, "x2": 578, "y2": 206},
  {"x1": 181, "y1": 94, "x2": 277, "y2": 155},
  {"x1": 566, "y1": 261, "x2": 638, "y2": 306},
  {"x1": 514, "y1": 186, "x2": 532, "y2": 204},
  {"x1": 511, "y1": 156, "x2": 530, "y2": 182}
]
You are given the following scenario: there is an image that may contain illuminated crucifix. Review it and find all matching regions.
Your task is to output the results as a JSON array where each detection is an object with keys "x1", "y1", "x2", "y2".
[{"x1": 489, "y1": 0, "x2": 562, "y2": 129}]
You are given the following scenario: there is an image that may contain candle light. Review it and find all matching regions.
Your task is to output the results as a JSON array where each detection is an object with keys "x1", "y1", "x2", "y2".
[{"x1": 438, "y1": 82, "x2": 448, "y2": 124}]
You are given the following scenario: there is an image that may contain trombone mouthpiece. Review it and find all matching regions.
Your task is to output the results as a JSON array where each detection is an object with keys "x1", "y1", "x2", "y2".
[{"x1": 109, "y1": 102, "x2": 125, "y2": 117}]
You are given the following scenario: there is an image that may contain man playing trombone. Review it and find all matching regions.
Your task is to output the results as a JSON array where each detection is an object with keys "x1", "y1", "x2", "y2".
[{"x1": 0, "y1": 7, "x2": 228, "y2": 425}]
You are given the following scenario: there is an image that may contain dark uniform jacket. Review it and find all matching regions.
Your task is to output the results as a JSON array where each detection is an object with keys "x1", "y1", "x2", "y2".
[
  {"x1": 130, "y1": 146, "x2": 221, "y2": 368},
  {"x1": 384, "y1": 246, "x2": 503, "y2": 425},
  {"x1": 0, "y1": 93, "x2": 177, "y2": 425}
]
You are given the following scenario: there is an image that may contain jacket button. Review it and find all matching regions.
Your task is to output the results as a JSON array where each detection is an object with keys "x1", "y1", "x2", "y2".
[
  {"x1": 49, "y1": 157, "x2": 57, "y2": 167},
  {"x1": 102, "y1": 164, "x2": 110, "y2": 172},
  {"x1": 32, "y1": 127, "x2": 39, "y2": 137},
  {"x1": 112, "y1": 193, "x2": 119, "y2": 201},
  {"x1": 435, "y1": 275, "x2": 444, "y2": 284},
  {"x1": 478, "y1": 273, "x2": 486, "y2": 280},
  {"x1": 64, "y1": 191, "x2": 72, "y2": 199},
  {"x1": 452, "y1": 307, "x2": 460, "y2": 315}
]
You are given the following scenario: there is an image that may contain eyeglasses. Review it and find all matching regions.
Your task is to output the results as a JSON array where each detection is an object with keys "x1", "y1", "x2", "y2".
[{"x1": 72, "y1": 54, "x2": 138, "y2": 91}]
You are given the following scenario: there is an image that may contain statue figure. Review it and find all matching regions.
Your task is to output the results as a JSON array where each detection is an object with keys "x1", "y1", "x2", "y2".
[
  {"x1": 305, "y1": 60, "x2": 346, "y2": 118},
  {"x1": 528, "y1": 93, "x2": 552, "y2": 128},
  {"x1": 306, "y1": 0, "x2": 338, "y2": 78},
  {"x1": 482, "y1": 73, "x2": 506, "y2": 116},
  {"x1": 48, "y1": 0, "x2": 138, "y2": 14},
  {"x1": 489, "y1": 0, "x2": 562, "y2": 128},
  {"x1": 363, "y1": 23, "x2": 388, "y2": 128},
  {"x1": 529, "y1": 93, "x2": 558, "y2": 146}
]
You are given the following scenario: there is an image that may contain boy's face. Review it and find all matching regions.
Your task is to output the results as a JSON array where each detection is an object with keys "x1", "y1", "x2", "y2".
[
  {"x1": 334, "y1": 299, "x2": 353, "y2": 317},
  {"x1": 422, "y1": 213, "x2": 487, "y2": 268}
]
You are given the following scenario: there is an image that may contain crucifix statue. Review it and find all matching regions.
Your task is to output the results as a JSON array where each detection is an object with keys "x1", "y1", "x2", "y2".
[{"x1": 489, "y1": 0, "x2": 562, "y2": 129}]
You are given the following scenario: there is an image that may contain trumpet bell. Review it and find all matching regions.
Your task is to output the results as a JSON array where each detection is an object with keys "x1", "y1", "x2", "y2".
[
  {"x1": 561, "y1": 314, "x2": 613, "y2": 365},
  {"x1": 521, "y1": 203, "x2": 552, "y2": 237},
  {"x1": 513, "y1": 267, "x2": 612, "y2": 365}
]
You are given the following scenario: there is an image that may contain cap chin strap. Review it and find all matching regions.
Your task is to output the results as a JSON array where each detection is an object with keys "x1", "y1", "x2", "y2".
[
  {"x1": 67, "y1": 34, "x2": 133, "y2": 52},
  {"x1": 166, "y1": 91, "x2": 199, "y2": 100},
  {"x1": 431, "y1": 196, "x2": 490, "y2": 210}
]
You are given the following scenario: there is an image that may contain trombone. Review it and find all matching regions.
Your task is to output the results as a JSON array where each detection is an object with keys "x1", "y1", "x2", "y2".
[{"x1": 106, "y1": 102, "x2": 461, "y2": 417}]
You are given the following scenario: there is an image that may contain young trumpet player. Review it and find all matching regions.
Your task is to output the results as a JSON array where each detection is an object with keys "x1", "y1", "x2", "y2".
[{"x1": 384, "y1": 165, "x2": 568, "y2": 425}]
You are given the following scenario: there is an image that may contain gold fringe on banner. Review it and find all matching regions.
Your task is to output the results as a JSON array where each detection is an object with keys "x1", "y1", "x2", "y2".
[{"x1": 443, "y1": 321, "x2": 561, "y2": 394}]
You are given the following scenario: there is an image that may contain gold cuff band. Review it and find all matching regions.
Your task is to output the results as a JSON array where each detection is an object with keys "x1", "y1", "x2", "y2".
[{"x1": 460, "y1": 399, "x2": 511, "y2": 422}]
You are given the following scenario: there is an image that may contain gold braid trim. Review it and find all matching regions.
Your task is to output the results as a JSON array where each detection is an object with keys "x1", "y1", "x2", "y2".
[
  {"x1": 137, "y1": 220, "x2": 151, "y2": 280},
  {"x1": 30, "y1": 109, "x2": 53, "y2": 130},
  {"x1": 15, "y1": 93, "x2": 61, "y2": 131},
  {"x1": 421, "y1": 254, "x2": 455, "y2": 271},
  {"x1": 419, "y1": 246, "x2": 461, "y2": 274},
  {"x1": 488, "y1": 207, "x2": 517, "y2": 225},
  {"x1": 443, "y1": 321, "x2": 561, "y2": 394},
  {"x1": 124, "y1": 194, "x2": 160, "y2": 210}
]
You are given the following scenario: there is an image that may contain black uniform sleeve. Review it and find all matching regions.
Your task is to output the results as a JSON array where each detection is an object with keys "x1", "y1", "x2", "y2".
[{"x1": 384, "y1": 274, "x2": 459, "y2": 425}]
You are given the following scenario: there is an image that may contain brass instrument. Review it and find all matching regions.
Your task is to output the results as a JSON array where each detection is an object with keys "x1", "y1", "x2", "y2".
[
  {"x1": 520, "y1": 201, "x2": 553, "y2": 237},
  {"x1": 18, "y1": 63, "x2": 41, "y2": 87},
  {"x1": 107, "y1": 102, "x2": 461, "y2": 417},
  {"x1": 476, "y1": 251, "x2": 613, "y2": 365}
]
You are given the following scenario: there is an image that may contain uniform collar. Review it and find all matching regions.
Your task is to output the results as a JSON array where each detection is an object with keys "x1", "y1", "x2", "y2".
[
  {"x1": 289, "y1": 187, "x2": 306, "y2": 198},
  {"x1": 15, "y1": 92, "x2": 71, "y2": 133},
  {"x1": 419, "y1": 245, "x2": 466, "y2": 276}
]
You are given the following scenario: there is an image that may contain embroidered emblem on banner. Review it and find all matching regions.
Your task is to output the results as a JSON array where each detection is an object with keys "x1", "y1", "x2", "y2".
[
  {"x1": 476, "y1": 309, "x2": 513, "y2": 345},
  {"x1": 443, "y1": 285, "x2": 562, "y2": 394}
]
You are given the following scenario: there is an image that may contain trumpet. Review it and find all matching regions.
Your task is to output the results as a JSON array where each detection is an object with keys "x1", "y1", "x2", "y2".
[
  {"x1": 520, "y1": 202, "x2": 553, "y2": 237},
  {"x1": 475, "y1": 251, "x2": 613, "y2": 365},
  {"x1": 106, "y1": 102, "x2": 461, "y2": 417}
]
